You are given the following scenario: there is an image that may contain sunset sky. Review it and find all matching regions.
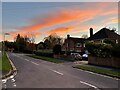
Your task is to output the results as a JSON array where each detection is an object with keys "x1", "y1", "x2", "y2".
[{"x1": 2, "y1": 2, "x2": 119, "y2": 43}]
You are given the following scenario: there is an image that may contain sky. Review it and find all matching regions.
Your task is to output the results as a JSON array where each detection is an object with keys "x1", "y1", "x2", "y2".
[{"x1": 1, "y1": 2, "x2": 119, "y2": 43}]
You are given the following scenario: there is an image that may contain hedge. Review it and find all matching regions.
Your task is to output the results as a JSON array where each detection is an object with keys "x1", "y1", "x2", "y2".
[
  {"x1": 34, "y1": 51, "x2": 53, "y2": 58},
  {"x1": 86, "y1": 42, "x2": 120, "y2": 58}
]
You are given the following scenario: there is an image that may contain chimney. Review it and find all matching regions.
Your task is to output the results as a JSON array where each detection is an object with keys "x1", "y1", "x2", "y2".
[
  {"x1": 90, "y1": 28, "x2": 93, "y2": 37},
  {"x1": 67, "y1": 34, "x2": 70, "y2": 39}
]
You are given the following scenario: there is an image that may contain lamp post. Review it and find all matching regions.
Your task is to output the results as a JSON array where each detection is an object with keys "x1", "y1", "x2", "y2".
[{"x1": 3, "y1": 33, "x2": 10, "y2": 54}]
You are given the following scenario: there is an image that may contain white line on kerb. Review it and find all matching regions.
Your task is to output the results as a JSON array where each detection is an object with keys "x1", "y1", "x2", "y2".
[
  {"x1": 80, "y1": 81, "x2": 99, "y2": 89},
  {"x1": 31, "y1": 61, "x2": 39, "y2": 65},
  {"x1": 52, "y1": 70, "x2": 64, "y2": 75}
]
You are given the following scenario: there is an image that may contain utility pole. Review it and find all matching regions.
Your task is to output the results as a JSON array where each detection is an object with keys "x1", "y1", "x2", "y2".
[{"x1": 3, "y1": 33, "x2": 10, "y2": 55}]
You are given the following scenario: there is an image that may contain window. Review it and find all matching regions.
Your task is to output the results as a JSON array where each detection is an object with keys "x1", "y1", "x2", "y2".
[
  {"x1": 116, "y1": 40, "x2": 118, "y2": 44},
  {"x1": 76, "y1": 43, "x2": 82, "y2": 47},
  {"x1": 101, "y1": 40, "x2": 104, "y2": 43},
  {"x1": 83, "y1": 44, "x2": 85, "y2": 47}
]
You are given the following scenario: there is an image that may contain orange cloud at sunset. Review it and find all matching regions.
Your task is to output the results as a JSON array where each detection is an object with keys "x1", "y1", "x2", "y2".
[
  {"x1": 112, "y1": 19, "x2": 120, "y2": 23},
  {"x1": 46, "y1": 26, "x2": 79, "y2": 35},
  {"x1": 7, "y1": 2, "x2": 117, "y2": 42},
  {"x1": 16, "y1": 3, "x2": 116, "y2": 33},
  {"x1": 7, "y1": 31, "x2": 41, "y2": 42},
  {"x1": 17, "y1": 10, "x2": 97, "y2": 34}
]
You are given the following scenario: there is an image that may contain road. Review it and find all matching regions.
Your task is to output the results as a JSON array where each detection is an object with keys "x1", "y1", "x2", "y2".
[{"x1": 2, "y1": 52, "x2": 120, "y2": 89}]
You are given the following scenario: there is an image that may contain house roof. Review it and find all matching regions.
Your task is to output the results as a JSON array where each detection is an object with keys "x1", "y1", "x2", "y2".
[
  {"x1": 65, "y1": 37, "x2": 86, "y2": 43},
  {"x1": 88, "y1": 28, "x2": 120, "y2": 40}
]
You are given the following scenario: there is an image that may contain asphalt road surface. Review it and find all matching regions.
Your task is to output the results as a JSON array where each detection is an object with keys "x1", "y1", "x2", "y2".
[{"x1": 2, "y1": 52, "x2": 120, "y2": 89}]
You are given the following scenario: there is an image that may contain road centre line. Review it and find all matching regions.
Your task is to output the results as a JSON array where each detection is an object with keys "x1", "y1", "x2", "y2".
[
  {"x1": 31, "y1": 61, "x2": 39, "y2": 65},
  {"x1": 25, "y1": 59, "x2": 29, "y2": 61},
  {"x1": 80, "y1": 81, "x2": 100, "y2": 90},
  {"x1": 16, "y1": 55, "x2": 19, "y2": 57},
  {"x1": 51, "y1": 70, "x2": 64, "y2": 75}
]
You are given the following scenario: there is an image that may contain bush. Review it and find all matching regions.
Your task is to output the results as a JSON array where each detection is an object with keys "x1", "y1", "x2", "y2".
[
  {"x1": 53, "y1": 44, "x2": 61, "y2": 54},
  {"x1": 34, "y1": 51, "x2": 53, "y2": 57},
  {"x1": 86, "y1": 42, "x2": 112, "y2": 57},
  {"x1": 86, "y1": 42, "x2": 120, "y2": 58},
  {"x1": 112, "y1": 45, "x2": 120, "y2": 57},
  {"x1": 60, "y1": 51, "x2": 65, "y2": 55},
  {"x1": 103, "y1": 39, "x2": 115, "y2": 46},
  {"x1": 23, "y1": 49, "x2": 33, "y2": 54}
]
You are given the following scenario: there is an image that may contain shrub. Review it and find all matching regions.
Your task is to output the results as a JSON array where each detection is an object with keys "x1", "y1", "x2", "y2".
[
  {"x1": 103, "y1": 39, "x2": 115, "y2": 46},
  {"x1": 53, "y1": 44, "x2": 61, "y2": 54},
  {"x1": 112, "y1": 44, "x2": 120, "y2": 57},
  {"x1": 86, "y1": 42, "x2": 112, "y2": 57},
  {"x1": 34, "y1": 51, "x2": 53, "y2": 57},
  {"x1": 23, "y1": 49, "x2": 33, "y2": 54}
]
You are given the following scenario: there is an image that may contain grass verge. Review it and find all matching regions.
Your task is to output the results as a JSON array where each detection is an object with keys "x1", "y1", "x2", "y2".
[
  {"x1": 28, "y1": 55, "x2": 63, "y2": 63},
  {"x1": 0, "y1": 52, "x2": 12, "y2": 73},
  {"x1": 73, "y1": 65, "x2": 120, "y2": 78}
]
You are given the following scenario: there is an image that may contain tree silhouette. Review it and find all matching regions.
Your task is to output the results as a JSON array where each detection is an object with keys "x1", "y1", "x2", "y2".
[{"x1": 43, "y1": 33, "x2": 63, "y2": 49}]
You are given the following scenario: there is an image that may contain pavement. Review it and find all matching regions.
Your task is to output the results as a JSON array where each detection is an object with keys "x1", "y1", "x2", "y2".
[
  {"x1": 1, "y1": 52, "x2": 120, "y2": 89},
  {"x1": 73, "y1": 61, "x2": 120, "y2": 72}
]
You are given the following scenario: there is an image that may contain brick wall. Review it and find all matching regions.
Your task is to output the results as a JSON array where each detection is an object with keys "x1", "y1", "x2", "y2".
[{"x1": 88, "y1": 55, "x2": 120, "y2": 68}]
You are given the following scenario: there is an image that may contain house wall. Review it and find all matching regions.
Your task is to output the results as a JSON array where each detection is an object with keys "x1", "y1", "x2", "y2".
[
  {"x1": 92, "y1": 38, "x2": 120, "y2": 44},
  {"x1": 66, "y1": 40, "x2": 84, "y2": 52}
]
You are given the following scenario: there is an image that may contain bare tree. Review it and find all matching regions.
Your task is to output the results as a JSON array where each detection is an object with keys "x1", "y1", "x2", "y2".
[
  {"x1": 44, "y1": 33, "x2": 63, "y2": 49},
  {"x1": 81, "y1": 34, "x2": 88, "y2": 39}
]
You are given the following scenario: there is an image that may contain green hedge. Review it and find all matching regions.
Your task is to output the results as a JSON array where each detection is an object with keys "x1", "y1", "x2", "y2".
[
  {"x1": 34, "y1": 51, "x2": 53, "y2": 57},
  {"x1": 86, "y1": 42, "x2": 120, "y2": 58},
  {"x1": 112, "y1": 45, "x2": 120, "y2": 57}
]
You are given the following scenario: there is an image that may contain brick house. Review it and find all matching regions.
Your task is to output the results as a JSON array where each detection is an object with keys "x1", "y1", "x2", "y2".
[
  {"x1": 63, "y1": 35, "x2": 86, "y2": 53},
  {"x1": 88, "y1": 28, "x2": 120, "y2": 44}
]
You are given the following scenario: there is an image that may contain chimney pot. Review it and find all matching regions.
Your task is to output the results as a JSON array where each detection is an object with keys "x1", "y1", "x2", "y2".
[
  {"x1": 67, "y1": 34, "x2": 70, "y2": 38},
  {"x1": 90, "y1": 28, "x2": 93, "y2": 37}
]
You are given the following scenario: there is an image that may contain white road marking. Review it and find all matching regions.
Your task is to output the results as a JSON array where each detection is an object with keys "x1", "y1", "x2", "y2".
[
  {"x1": 80, "y1": 81, "x2": 99, "y2": 89},
  {"x1": 25, "y1": 59, "x2": 29, "y2": 61},
  {"x1": 2, "y1": 79, "x2": 7, "y2": 84},
  {"x1": 31, "y1": 61, "x2": 39, "y2": 65},
  {"x1": 16, "y1": 55, "x2": 19, "y2": 57},
  {"x1": 13, "y1": 83, "x2": 16, "y2": 87},
  {"x1": 19, "y1": 57, "x2": 23, "y2": 59},
  {"x1": 52, "y1": 70, "x2": 64, "y2": 75},
  {"x1": 4, "y1": 84, "x2": 7, "y2": 89},
  {"x1": 11, "y1": 78, "x2": 15, "y2": 82}
]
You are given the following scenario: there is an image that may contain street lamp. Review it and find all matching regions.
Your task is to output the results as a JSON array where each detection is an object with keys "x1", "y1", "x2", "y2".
[{"x1": 3, "y1": 33, "x2": 10, "y2": 54}]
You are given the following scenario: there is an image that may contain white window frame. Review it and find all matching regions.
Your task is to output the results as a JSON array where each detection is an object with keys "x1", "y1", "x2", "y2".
[{"x1": 76, "y1": 43, "x2": 82, "y2": 47}]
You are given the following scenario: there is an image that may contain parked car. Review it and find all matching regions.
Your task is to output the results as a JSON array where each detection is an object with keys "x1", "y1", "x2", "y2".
[
  {"x1": 82, "y1": 53, "x2": 88, "y2": 60},
  {"x1": 71, "y1": 53, "x2": 82, "y2": 60}
]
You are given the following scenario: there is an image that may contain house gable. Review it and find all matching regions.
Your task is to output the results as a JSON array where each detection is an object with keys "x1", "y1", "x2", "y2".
[{"x1": 88, "y1": 28, "x2": 120, "y2": 44}]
